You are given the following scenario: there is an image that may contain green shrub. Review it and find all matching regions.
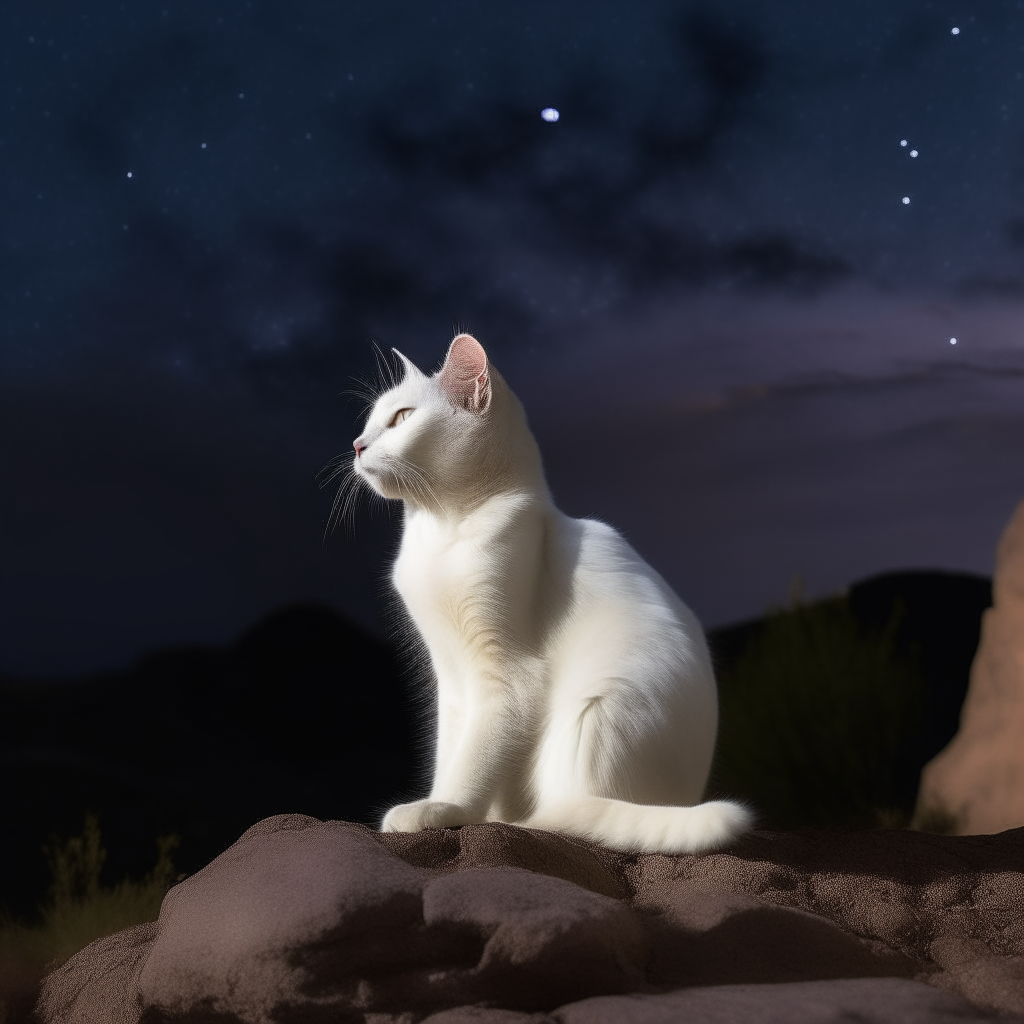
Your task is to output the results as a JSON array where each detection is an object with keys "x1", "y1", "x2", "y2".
[
  {"x1": 713, "y1": 594, "x2": 923, "y2": 828},
  {"x1": 0, "y1": 815, "x2": 179, "y2": 1023}
]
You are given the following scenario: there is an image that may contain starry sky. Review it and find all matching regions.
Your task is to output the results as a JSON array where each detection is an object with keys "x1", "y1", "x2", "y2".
[{"x1": 3, "y1": 0, "x2": 1024, "y2": 677}]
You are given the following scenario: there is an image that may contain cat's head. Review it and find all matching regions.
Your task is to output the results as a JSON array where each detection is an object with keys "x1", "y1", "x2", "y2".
[{"x1": 347, "y1": 333, "x2": 540, "y2": 510}]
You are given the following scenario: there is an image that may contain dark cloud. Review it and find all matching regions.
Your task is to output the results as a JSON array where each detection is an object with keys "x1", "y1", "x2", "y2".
[
  {"x1": 355, "y1": 9, "x2": 804, "y2": 303},
  {"x1": 38, "y1": 2, "x2": 849, "y2": 406}
]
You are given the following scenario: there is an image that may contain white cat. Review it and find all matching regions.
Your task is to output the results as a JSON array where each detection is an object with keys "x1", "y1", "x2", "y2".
[{"x1": 335, "y1": 333, "x2": 751, "y2": 854}]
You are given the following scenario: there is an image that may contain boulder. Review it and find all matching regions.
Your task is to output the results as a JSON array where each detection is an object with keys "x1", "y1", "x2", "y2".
[
  {"x1": 37, "y1": 814, "x2": 1024, "y2": 1023},
  {"x1": 917, "y1": 500, "x2": 1024, "y2": 833}
]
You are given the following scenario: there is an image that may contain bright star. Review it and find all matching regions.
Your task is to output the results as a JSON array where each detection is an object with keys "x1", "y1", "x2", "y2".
[{"x1": 541, "y1": 107, "x2": 560, "y2": 123}]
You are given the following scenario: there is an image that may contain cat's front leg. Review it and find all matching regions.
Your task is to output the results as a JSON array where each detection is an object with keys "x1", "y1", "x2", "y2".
[
  {"x1": 381, "y1": 682, "x2": 525, "y2": 833},
  {"x1": 381, "y1": 798, "x2": 477, "y2": 832},
  {"x1": 381, "y1": 693, "x2": 479, "y2": 832}
]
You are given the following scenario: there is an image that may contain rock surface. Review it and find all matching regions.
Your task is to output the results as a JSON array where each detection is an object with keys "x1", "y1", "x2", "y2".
[
  {"x1": 37, "y1": 814, "x2": 1024, "y2": 1023},
  {"x1": 917, "y1": 500, "x2": 1024, "y2": 833}
]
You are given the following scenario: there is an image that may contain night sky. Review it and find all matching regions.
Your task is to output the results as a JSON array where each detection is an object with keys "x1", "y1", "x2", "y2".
[{"x1": 3, "y1": 1, "x2": 1024, "y2": 677}]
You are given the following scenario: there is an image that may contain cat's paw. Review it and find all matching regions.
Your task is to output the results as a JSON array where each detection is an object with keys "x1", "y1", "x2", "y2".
[{"x1": 381, "y1": 799, "x2": 476, "y2": 833}]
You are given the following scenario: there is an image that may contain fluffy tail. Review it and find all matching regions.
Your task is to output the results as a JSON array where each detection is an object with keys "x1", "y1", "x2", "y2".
[{"x1": 526, "y1": 796, "x2": 753, "y2": 854}]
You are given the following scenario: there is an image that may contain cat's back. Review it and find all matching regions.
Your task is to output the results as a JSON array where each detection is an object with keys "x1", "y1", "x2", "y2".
[
  {"x1": 562, "y1": 514, "x2": 684, "y2": 608},
  {"x1": 556, "y1": 513, "x2": 706, "y2": 645}
]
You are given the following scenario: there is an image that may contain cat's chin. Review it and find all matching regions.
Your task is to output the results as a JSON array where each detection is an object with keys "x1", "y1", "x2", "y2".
[{"x1": 356, "y1": 465, "x2": 404, "y2": 501}]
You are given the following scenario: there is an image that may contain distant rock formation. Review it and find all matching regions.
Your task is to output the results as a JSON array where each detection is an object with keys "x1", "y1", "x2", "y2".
[{"x1": 916, "y1": 500, "x2": 1024, "y2": 834}]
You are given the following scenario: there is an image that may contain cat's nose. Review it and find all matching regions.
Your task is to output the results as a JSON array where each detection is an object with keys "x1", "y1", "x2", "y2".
[{"x1": 353, "y1": 438, "x2": 367, "y2": 456}]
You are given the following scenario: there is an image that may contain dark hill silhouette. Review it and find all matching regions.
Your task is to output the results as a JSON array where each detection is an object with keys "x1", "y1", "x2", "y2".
[
  {"x1": 0, "y1": 604, "x2": 423, "y2": 920},
  {"x1": 1, "y1": 571, "x2": 992, "y2": 920}
]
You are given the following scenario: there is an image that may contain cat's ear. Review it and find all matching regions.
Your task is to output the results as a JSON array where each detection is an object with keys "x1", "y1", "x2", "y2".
[
  {"x1": 391, "y1": 348, "x2": 426, "y2": 383},
  {"x1": 439, "y1": 334, "x2": 491, "y2": 412}
]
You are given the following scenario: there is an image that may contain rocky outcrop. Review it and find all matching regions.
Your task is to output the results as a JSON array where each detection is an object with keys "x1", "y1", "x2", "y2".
[
  {"x1": 37, "y1": 814, "x2": 1024, "y2": 1023},
  {"x1": 917, "y1": 500, "x2": 1024, "y2": 834}
]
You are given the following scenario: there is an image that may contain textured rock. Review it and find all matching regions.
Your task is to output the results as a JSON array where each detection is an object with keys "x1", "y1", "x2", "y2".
[
  {"x1": 917, "y1": 500, "x2": 1024, "y2": 833},
  {"x1": 418, "y1": 979, "x2": 1017, "y2": 1024},
  {"x1": 36, "y1": 814, "x2": 1024, "y2": 1023}
]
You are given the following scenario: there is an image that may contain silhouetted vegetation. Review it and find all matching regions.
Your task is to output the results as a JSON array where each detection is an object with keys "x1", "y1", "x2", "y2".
[
  {"x1": 0, "y1": 815, "x2": 178, "y2": 1024},
  {"x1": 712, "y1": 594, "x2": 924, "y2": 828}
]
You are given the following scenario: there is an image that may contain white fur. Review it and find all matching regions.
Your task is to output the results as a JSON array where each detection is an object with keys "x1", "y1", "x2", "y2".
[{"x1": 347, "y1": 334, "x2": 752, "y2": 854}]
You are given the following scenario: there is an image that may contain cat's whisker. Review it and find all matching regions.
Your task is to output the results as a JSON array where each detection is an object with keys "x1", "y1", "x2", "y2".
[
  {"x1": 372, "y1": 342, "x2": 399, "y2": 393},
  {"x1": 391, "y1": 456, "x2": 442, "y2": 514},
  {"x1": 316, "y1": 453, "x2": 353, "y2": 490},
  {"x1": 371, "y1": 343, "x2": 388, "y2": 384},
  {"x1": 324, "y1": 476, "x2": 352, "y2": 541},
  {"x1": 320, "y1": 468, "x2": 347, "y2": 490},
  {"x1": 340, "y1": 471, "x2": 369, "y2": 534},
  {"x1": 344, "y1": 375, "x2": 384, "y2": 419},
  {"x1": 415, "y1": 478, "x2": 444, "y2": 516},
  {"x1": 319, "y1": 457, "x2": 370, "y2": 542}
]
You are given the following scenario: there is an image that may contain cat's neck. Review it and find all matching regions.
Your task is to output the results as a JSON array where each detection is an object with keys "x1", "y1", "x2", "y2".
[{"x1": 405, "y1": 416, "x2": 551, "y2": 523}]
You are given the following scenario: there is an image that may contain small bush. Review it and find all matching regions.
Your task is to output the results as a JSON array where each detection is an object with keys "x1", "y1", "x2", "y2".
[
  {"x1": 0, "y1": 815, "x2": 179, "y2": 1024},
  {"x1": 911, "y1": 801, "x2": 960, "y2": 835},
  {"x1": 713, "y1": 594, "x2": 923, "y2": 828}
]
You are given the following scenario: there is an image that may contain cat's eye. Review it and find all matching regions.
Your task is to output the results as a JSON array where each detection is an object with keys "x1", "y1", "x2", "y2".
[{"x1": 388, "y1": 408, "x2": 414, "y2": 428}]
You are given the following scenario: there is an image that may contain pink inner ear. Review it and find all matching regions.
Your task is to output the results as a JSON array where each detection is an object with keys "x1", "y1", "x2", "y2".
[{"x1": 440, "y1": 334, "x2": 490, "y2": 410}]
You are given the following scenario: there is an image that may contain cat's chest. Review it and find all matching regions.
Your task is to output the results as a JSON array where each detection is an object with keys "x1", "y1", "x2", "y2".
[{"x1": 392, "y1": 518, "x2": 490, "y2": 620}]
